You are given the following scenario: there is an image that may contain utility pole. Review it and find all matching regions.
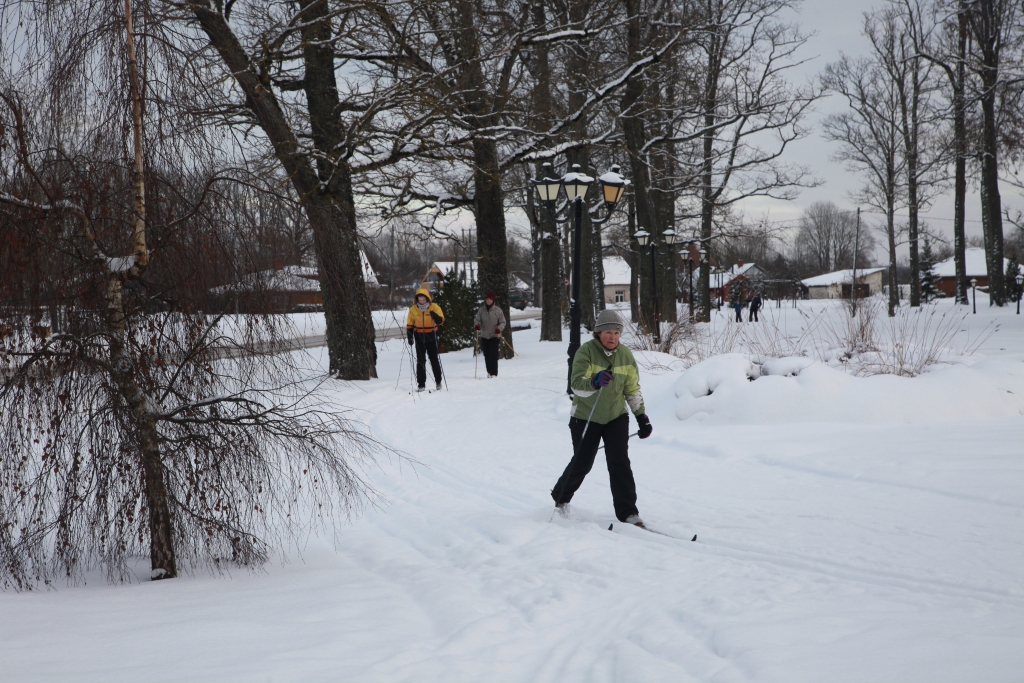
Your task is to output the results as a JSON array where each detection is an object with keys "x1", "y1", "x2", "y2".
[{"x1": 851, "y1": 207, "x2": 860, "y2": 317}]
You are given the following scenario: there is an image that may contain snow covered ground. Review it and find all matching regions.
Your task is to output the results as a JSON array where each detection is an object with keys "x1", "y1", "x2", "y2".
[{"x1": 3, "y1": 298, "x2": 1024, "y2": 682}]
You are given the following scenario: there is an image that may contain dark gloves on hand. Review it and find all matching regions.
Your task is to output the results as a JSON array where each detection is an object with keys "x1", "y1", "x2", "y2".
[
  {"x1": 494, "y1": 328, "x2": 502, "y2": 336},
  {"x1": 591, "y1": 370, "x2": 613, "y2": 389},
  {"x1": 636, "y1": 413, "x2": 653, "y2": 439},
  {"x1": 475, "y1": 324, "x2": 481, "y2": 331},
  {"x1": 407, "y1": 329, "x2": 414, "y2": 346},
  {"x1": 430, "y1": 311, "x2": 443, "y2": 325}
]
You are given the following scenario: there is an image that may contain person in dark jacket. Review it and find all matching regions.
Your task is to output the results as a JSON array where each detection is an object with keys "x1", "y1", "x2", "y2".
[
  {"x1": 474, "y1": 291, "x2": 506, "y2": 378},
  {"x1": 551, "y1": 310, "x2": 653, "y2": 526},
  {"x1": 748, "y1": 292, "x2": 762, "y2": 322},
  {"x1": 406, "y1": 288, "x2": 444, "y2": 391}
]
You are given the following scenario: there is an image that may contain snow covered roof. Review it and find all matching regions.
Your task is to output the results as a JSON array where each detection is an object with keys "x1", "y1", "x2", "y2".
[
  {"x1": 801, "y1": 268, "x2": 885, "y2": 288},
  {"x1": 210, "y1": 251, "x2": 377, "y2": 294},
  {"x1": 933, "y1": 248, "x2": 1008, "y2": 278},
  {"x1": 210, "y1": 265, "x2": 320, "y2": 295},
  {"x1": 603, "y1": 257, "x2": 631, "y2": 286},
  {"x1": 510, "y1": 274, "x2": 531, "y2": 291},
  {"x1": 430, "y1": 261, "x2": 477, "y2": 282},
  {"x1": 720, "y1": 263, "x2": 765, "y2": 286}
]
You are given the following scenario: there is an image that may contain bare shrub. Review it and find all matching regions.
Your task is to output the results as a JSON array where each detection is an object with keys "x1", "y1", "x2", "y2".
[{"x1": 639, "y1": 298, "x2": 994, "y2": 378}]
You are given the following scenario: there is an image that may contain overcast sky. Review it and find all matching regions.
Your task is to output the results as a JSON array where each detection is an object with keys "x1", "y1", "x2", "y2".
[{"x1": 742, "y1": 0, "x2": 1024, "y2": 257}]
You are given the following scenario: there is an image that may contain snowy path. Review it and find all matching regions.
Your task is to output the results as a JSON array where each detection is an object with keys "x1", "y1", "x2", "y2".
[{"x1": 3, "y1": 301, "x2": 1024, "y2": 682}]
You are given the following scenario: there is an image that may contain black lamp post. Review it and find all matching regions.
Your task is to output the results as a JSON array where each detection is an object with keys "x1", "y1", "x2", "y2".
[
  {"x1": 634, "y1": 228, "x2": 680, "y2": 344},
  {"x1": 1016, "y1": 273, "x2": 1022, "y2": 314},
  {"x1": 970, "y1": 278, "x2": 977, "y2": 314},
  {"x1": 533, "y1": 162, "x2": 627, "y2": 395}
]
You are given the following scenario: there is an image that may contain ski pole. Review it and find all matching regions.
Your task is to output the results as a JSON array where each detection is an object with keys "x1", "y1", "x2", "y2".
[
  {"x1": 598, "y1": 432, "x2": 638, "y2": 452},
  {"x1": 474, "y1": 330, "x2": 480, "y2": 379},
  {"x1": 432, "y1": 330, "x2": 449, "y2": 391}
]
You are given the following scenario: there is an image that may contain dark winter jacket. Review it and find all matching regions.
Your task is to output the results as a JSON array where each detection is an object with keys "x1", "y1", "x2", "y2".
[
  {"x1": 750, "y1": 295, "x2": 762, "y2": 312},
  {"x1": 474, "y1": 303, "x2": 507, "y2": 340},
  {"x1": 569, "y1": 339, "x2": 645, "y2": 424}
]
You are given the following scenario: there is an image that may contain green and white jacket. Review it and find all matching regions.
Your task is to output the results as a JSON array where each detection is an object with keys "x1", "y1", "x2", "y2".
[{"x1": 569, "y1": 338, "x2": 646, "y2": 424}]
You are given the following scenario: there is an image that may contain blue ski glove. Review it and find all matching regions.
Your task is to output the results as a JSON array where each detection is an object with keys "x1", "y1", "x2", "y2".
[
  {"x1": 591, "y1": 370, "x2": 613, "y2": 389},
  {"x1": 636, "y1": 413, "x2": 653, "y2": 439}
]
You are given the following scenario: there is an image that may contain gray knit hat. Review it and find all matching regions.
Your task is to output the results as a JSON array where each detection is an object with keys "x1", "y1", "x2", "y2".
[{"x1": 594, "y1": 309, "x2": 623, "y2": 333}]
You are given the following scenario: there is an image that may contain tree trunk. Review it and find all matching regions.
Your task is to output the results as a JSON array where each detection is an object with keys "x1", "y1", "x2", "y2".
[
  {"x1": 979, "y1": 74, "x2": 1005, "y2": 305},
  {"x1": 954, "y1": 5, "x2": 969, "y2": 305},
  {"x1": 886, "y1": 189, "x2": 898, "y2": 317},
  {"x1": 530, "y1": 0, "x2": 562, "y2": 341},
  {"x1": 972, "y1": 0, "x2": 1006, "y2": 306},
  {"x1": 120, "y1": 0, "x2": 174, "y2": 579},
  {"x1": 472, "y1": 138, "x2": 514, "y2": 356},
  {"x1": 621, "y1": 0, "x2": 661, "y2": 332},
  {"x1": 449, "y1": 0, "x2": 513, "y2": 356},
  {"x1": 189, "y1": 0, "x2": 376, "y2": 378},
  {"x1": 902, "y1": 51, "x2": 921, "y2": 307},
  {"x1": 565, "y1": 0, "x2": 595, "y2": 330},
  {"x1": 697, "y1": 33, "x2": 722, "y2": 324},
  {"x1": 107, "y1": 278, "x2": 177, "y2": 579}
]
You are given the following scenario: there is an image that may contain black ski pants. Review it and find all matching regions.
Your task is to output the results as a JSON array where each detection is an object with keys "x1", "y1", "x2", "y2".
[
  {"x1": 480, "y1": 336, "x2": 500, "y2": 376},
  {"x1": 414, "y1": 331, "x2": 443, "y2": 387},
  {"x1": 551, "y1": 413, "x2": 638, "y2": 522},
  {"x1": 749, "y1": 307, "x2": 759, "y2": 322}
]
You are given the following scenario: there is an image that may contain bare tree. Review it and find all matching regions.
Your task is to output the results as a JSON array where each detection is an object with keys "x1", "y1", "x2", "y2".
[
  {"x1": 963, "y1": 0, "x2": 1022, "y2": 305},
  {"x1": 819, "y1": 46, "x2": 909, "y2": 319},
  {"x1": 681, "y1": 0, "x2": 819, "y2": 322},
  {"x1": 180, "y1": 0, "x2": 431, "y2": 379},
  {"x1": 795, "y1": 202, "x2": 877, "y2": 273},
  {"x1": 0, "y1": 0, "x2": 381, "y2": 587},
  {"x1": 920, "y1": 0, "x2": 973, "y2": 305}
]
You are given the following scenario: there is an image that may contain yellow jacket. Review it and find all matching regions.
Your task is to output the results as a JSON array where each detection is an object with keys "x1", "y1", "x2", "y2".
[{"x1": 407, "y1": 288, "x2": 445, "y2": 332}]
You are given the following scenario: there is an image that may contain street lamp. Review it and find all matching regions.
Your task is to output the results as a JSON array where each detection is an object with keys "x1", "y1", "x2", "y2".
[
  {"x1": 634, "y1": 229, "x2": 683, "y2": 344},
  {"x1": 533, "y1": 162, "x2": 627, "y2": 395},
  {"x1": 970, "y1": 277, "x2": 978, "y2": 314},
  {"x1": 688, "y1": 245, "x2": 704, "y2": 322},
  {"x1": 1016, "y1": 273, "x2": 1023, "y2": 314}
]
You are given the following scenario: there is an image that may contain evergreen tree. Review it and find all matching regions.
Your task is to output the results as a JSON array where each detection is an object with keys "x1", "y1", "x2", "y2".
[
  {"x1": 432, "y1": 270, "x2": 480, "y2": 352},
  {"x1": 919, "y1": 237, "x2": 938, "y2": 302}
]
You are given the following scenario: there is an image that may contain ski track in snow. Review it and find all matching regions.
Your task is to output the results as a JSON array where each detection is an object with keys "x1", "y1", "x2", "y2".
[{"x1": 3, "y1": 298, "x2": 1024, "y2": 682}]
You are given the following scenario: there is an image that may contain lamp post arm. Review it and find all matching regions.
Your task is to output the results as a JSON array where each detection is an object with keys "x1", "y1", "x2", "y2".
[{"x1": 591, "y1": 200, "x2": 623, "y2": 226}]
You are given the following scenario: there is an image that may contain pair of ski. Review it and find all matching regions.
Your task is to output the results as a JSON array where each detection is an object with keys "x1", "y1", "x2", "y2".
[{"x1": 608, "y1": 521, "x2": 697, "y2": 542}]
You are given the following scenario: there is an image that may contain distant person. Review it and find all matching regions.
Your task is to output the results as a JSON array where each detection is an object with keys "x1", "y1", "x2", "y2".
[
  {"x1": 732, "y1": 297, "x2": 744, "y2": 322},
  {"x1": 748, "y1": 292, "x2": 762, "y2": 322},
  {"x1": 474, "y1": 291, "x2": 506, "y2": 378},
  {"x1": 406, "y1": 288, "x2": 444, "y2": 392},
  {"x1": 550, "y1": 309, "x2": 652, "y2": 527}
]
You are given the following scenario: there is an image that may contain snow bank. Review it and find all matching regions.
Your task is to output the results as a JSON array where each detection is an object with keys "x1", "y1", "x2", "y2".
[{"x1": 674, "y1": 353, "x2": 1024, "y2": 424}]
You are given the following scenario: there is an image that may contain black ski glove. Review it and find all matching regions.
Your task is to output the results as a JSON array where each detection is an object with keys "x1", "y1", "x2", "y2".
[
  {"x1": 407, "y1": 329, "x2": 414, "y2": 346},
  {"x1": 430, "y1": 311, "x2": 443, "y2": 325},
  {"x1": 636, "y1": 413, "x2": 653, "y2": 439}
]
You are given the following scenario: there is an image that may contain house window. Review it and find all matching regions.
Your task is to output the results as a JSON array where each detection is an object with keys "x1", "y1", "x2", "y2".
[{"x1": 615, "y1": 290, "x2": 625, "y2": 303}]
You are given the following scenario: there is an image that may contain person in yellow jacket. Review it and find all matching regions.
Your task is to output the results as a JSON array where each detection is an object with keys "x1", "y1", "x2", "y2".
[{"x1": 406, "y1": 288, "x2": 445, "y2": 391}]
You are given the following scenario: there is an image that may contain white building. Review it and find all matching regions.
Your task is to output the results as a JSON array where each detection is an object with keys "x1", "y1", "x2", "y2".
[{"x1": 801, "y1": 267, "x2": 885, "y2": 299}]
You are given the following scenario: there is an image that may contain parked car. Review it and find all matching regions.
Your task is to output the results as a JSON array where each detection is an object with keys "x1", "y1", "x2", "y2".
[{"x1": 509, "y1": 292, "x2": 529, "y2": 310}]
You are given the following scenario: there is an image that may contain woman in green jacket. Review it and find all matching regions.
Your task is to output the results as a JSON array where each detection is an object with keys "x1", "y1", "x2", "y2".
[{"x1": 551, "y1": 310, "x2": 653, "y2": 526}]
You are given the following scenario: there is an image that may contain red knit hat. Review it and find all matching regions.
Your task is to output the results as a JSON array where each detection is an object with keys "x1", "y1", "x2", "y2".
[{"x1": 485, "y1": 291, "x2": 497, "y2": 300}]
